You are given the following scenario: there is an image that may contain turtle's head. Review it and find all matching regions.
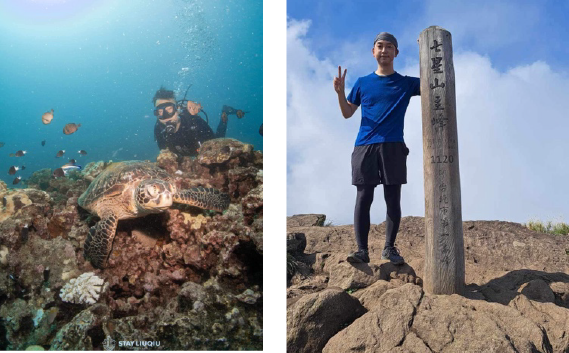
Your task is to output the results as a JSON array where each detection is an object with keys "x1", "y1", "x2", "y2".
[{"x1": 136, "y1": 179, "x2": 174, "y2": 211}]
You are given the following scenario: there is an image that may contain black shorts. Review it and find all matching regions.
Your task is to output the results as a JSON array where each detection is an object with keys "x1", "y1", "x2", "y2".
[{"x1": 351, "y1": 142, "x2": 409, "y2": 186}]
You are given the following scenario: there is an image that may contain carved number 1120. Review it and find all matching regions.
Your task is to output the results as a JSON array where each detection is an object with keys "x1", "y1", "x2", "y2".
[{"x1": 431, "y1": 155, "x2": 454, "y2": 163}]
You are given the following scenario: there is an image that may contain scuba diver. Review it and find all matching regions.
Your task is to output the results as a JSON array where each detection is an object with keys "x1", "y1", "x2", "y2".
[{"x1": 153, "y1": 86, "x2": 244, "y2": 157}]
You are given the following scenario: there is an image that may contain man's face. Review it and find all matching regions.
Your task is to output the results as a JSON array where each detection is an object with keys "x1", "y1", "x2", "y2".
[
  {"x1": 372, "y1": 40, "x2": 398, "y2": 64},
  {"x1": 155, "y1": 98, "x2": 179, "y2": 125}
]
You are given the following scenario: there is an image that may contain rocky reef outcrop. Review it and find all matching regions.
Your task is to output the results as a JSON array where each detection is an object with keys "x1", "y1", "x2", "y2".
[
  {"x1": 287, "y1": 214, "x2": 569, "y2": 353},
  {"x1": 0, "y1": 138, "x2": 262, "y2": 350}
]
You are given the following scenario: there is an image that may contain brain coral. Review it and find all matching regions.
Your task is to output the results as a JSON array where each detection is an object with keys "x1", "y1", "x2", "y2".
[{"x1": 59, "y1": 272, "x2": 106, "y2": 305}]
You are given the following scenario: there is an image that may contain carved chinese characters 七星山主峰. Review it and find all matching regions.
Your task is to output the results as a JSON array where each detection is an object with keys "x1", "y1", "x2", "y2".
[{"x1": 429, "y1": 38, "x2": 452, "y2": 248}]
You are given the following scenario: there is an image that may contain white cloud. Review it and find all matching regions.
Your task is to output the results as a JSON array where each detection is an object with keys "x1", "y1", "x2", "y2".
[
  {"x1": 287, "y1": 19, "x2": 569, "y2": 226},
  {"x1": 398, "y1": 0, "x2": 543, "y2": 54}
]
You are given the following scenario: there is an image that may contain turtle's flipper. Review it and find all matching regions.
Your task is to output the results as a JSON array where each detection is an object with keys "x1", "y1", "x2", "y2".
[
  {"x1": 84, "y1": 213, "x2": 118, "y2": 269},
  {"x1": 173, "y1": 187, "x2": 230, "y2": 212}
]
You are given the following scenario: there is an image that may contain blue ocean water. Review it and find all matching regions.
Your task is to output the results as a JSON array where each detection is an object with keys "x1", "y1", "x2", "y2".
[{"x1": 0, "y1": 0, "x2": 263, "y2": 188}]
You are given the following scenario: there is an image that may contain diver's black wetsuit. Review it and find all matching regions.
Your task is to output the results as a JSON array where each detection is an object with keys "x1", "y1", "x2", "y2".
[{"x1": 154, "y1": 110, "x2": 227, "y2": 157}]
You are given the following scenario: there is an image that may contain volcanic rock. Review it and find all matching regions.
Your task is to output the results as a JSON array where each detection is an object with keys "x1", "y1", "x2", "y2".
[
  {"x1": 287, "y1": 215, "x2": 569, "y2": 353},
  {"x1": 323, "y1": 283, "x2": 423, "y2": 353},
  {"x1": 287, "y1": 287, "x2": 367, "y2": 353},
  {"x1": 287, "y1": 214, "x2": 327, "y2": 227}
]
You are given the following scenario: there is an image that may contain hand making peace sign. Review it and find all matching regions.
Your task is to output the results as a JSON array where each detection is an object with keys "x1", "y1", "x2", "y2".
[{"x1": 333, "y1": 66, "x2": 347, "y2": 94}]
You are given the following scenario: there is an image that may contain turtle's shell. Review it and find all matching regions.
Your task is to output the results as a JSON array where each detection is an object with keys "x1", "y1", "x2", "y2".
[{"x1": 78, "y1": 161, "x2": 175, "y2": 219}]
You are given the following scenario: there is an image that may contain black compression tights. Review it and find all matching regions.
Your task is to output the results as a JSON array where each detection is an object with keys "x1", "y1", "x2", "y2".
[{"x1": 354, "y1": 184, "x2": 402, "y2": 251}]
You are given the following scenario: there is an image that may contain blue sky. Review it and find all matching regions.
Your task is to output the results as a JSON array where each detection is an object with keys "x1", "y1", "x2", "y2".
[
  {"x1": 288, "y1": 0, "x2": 569, "y2": 73},
  {"x1": 287, "y1": 0, "x2": 569, "y2": 225}
]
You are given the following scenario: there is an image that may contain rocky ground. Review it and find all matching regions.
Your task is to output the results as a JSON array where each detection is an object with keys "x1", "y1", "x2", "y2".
[
  {"x1": 287, "y1": 214, "x2": 569, "y2": 353},
  {"x1": 0, "y1": 138, "x2": 263, "y2": 350}
]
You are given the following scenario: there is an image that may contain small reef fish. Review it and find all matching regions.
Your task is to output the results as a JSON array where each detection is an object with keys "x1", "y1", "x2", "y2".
[
  {"x1": 14, "y1": 150, "x2": 26, "y2": 157},
  {"x1": 259, "y1": 123, "x2": 263, "y2": 136},
  {"x1": 42, "y1": 109, "x2": 54, "y2": 124},
  {"x1": 41, "y1": 140, "x2": 46, "y2": 146},
  {"x1": 78, "y1": 150, "x2": 88, "y2": 155},
  {"x1": 0, "y1": 142, "x2": 5, "y2": 148},
  {"x1": 63, "y1": 123, "x2": 81, "y2": 135},
  {"x1": 55, "y1": 150, "x2": 65, "y2": 158},
  {"x1": 2, "y1": 196, "x2": 6, "y2": 207},
  {"x1": 13, "y1": 176, "x2": 22, "y2": 185},
  {"x1": 21, "y1": 224, "x2": 29, "y2": 243},
  {"x1": 68, "y1": 159, "x2": 77, "y2": 164},
  {"x1": 8, "y1": 166, "x2": 25, "y2": 175},
  {"x1": 61, "y1": 164, "x2": 82, "y2": 175},
  {"x1": 52, "y1": 168, "x2": 65, "y2": 178}
]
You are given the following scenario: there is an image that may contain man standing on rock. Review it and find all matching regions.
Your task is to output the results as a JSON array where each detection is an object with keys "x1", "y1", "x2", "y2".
[{"x1": 334, "y1": 32, "x2": 420, "y2": 265}]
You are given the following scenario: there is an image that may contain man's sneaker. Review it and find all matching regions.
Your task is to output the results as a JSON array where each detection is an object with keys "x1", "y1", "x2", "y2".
[
  {"x1": 381, "y1": 246, "x2": 404, "y2": 265},
  {"x1": 347, "y1": 250, "x2": 370, "y2": 263}
]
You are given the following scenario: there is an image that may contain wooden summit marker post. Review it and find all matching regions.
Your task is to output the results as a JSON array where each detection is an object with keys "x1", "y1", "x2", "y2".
[{"x1": 419, "y1": 26, "x2": 464, "y2": 295}]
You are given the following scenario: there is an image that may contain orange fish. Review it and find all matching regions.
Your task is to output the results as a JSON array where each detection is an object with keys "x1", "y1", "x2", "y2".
[
  {"x1": 63, "y1": 123, "x2": 81, "y2": 135},
  {"x1": 42, "y1": 109, "x2": 54, "y2": 124}
]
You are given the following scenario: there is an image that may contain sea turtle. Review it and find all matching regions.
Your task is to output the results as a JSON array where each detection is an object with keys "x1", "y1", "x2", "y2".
[{"x1": 78, "y1": 160, "x2": 230, "y2": 269}]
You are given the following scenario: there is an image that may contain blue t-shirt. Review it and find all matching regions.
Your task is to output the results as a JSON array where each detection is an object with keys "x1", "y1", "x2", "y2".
[{"x1": 347, "y1": 72, "x2": 420, "y2": 146}]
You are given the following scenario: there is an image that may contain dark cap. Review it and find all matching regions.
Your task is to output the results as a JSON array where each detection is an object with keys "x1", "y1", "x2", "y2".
[{"x1": 374, "y1": 32, "x2": 398, "y2": 49}]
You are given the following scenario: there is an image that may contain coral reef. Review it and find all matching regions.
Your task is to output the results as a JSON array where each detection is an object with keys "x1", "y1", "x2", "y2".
[
  {"x1": 49, "y1": 304, "x2": 110, "y2": 350},
  {"x1": 25, "y1": 169, "x2": 51, "y2": 191},
  {"x1": 59, "y1": 272, "x2": 107, "y2": 305},
  {"x1": 156, "y1": 149, "x2": 179, "y2": 174},
  {"x1": 81, "y1": 161, "x2": 111, "y2": 181},
  {"x1": 0, "y1": 137, "x2": 263, "y2": 350},
  {"x1": 102, "y1": 278, "x2": 262, "y2": 350}
]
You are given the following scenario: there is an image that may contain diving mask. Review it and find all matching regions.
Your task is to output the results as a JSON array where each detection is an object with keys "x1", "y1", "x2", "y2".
[{"x1": 154, "y1": 102, "x2": 178, "y2": 120}]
